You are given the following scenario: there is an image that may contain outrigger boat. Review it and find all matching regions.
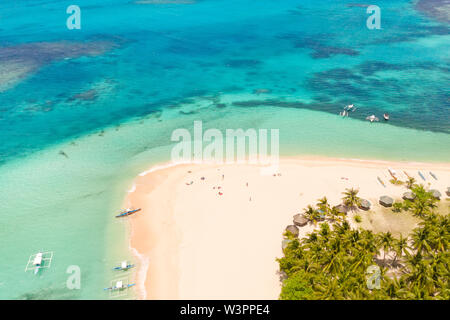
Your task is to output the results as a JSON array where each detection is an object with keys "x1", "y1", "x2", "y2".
[
  {"x1": 429, "y1": 171, "x2": 438, "y2": 180},
  {"x1": 25, "y1": 251, "x2": 54, "y2": 275},
  {"x1": 403, "y1": 170, "x2": 412, "y2": 179},
  {"x1": 377, "y1": 176, "x2": 386, "y2": 187},
  {"x1": 339, "y1": 110, "x2": 348, "y2": 117},
  {"x1": 345, "y1": 104, "x2": 356, "y2": 111},
  {"x1": 366, "y1": 115, "x2": 379, "y2": 122},
  {"x1": 32, "y1": 252, "x2": 43, "y2": 275},
  {"x1": 113, "y1": 261, "x2": 135, "y2": 271},
  {"x1": 115, "y1": 208, "x2": 141, "y2": 218},
  {"x1": 418, "y1": 171, "x2": 426, "y2": 181},
  {"x1": 388, "y1": 168, "x2": 398, "y2": 180},
  {"x1": 104, "y1": 280, "x2": 135, "y2": 291}
]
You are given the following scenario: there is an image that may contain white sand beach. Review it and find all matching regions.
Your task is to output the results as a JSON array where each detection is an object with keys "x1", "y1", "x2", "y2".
[{"x1": 125, "y1": 157, "x2": 450, "y2": 299}]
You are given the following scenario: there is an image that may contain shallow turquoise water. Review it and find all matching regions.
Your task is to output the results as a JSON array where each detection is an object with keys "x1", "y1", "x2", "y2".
[{"x1": 0, "y1": 0, "x2": 449, "y2": 299}]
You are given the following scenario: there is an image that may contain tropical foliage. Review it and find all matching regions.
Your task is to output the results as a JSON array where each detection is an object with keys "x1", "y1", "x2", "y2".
[{"x1": 278, "y1": 184, "x2": 449, "y2": 300}]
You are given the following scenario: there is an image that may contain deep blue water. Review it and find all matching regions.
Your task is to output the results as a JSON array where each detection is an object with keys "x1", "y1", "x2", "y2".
[{"x1": 0, "y1": 0, "x2": 449, "y2": 165}]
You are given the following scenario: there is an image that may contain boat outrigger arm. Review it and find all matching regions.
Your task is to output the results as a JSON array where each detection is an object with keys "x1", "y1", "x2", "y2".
[{"x1": 115, "y1": 208, "x2": 142, "y2": 218}]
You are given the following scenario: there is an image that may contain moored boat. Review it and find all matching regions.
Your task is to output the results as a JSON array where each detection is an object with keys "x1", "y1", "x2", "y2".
[
  {"x1": 383, "y1": 113, "x2": 390, "y2": 121},
  {"x1": 113, "y1": 260, "x2": 135, "y2": 271},
  {"x1": 115, "y1": 208, "x2": 141, "y2": 218}
]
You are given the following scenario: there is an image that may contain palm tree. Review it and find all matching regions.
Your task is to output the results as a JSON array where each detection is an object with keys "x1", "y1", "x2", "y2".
[
  {"x1": 316, "y1": 196, "x2": 331, "y2": 218},
  {"x1": 410, "y1": 185, "x2": 437, "y2": 218},
  {"x1": 411, "y1": 228, "x2": 432, "y2": 255},
  {"x1": 303, "y1": 205, "x2": 321, "y2": 225},
  {"x1": 341, "y1": 188, "x2": 361, "y2": 211},
  {"x1": 392, "y1": 235, "x2": 409, "y2": 267},
  {"x1": 377, "y1": 232, "x2": 394, "y2": 265},
  {"x1": 406, "y1": 177, "x2": 416, "y2": 189}
]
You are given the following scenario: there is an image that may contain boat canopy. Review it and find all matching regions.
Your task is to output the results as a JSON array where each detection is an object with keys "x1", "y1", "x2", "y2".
[{"x1": 33, "y1": 253, "x2": 43, "y2": 265}]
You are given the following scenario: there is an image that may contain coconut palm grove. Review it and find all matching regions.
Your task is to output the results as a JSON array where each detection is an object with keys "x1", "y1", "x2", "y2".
[{"x1": 278, "y1": 184, "x2": 449, "y2": 300}]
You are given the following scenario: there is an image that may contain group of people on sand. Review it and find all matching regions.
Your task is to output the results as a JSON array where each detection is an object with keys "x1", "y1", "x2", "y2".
[{"x1": 185, "y1": 170, "x2": 256, "y2": 200}]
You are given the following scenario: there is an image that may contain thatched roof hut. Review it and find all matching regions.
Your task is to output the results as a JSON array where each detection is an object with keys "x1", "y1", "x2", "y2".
[
  {"x1": 293, "y1": 214, "x2": 308, "y2": 227},
  {"x1": 402, "y1": 191, "x2": 415, "y2": 201},
  {"x1": 359, "y1": 199, "x2": 371, "y2": 210},
  {"x1": 379, "y1": 195, "x2": 393, "y2": 207},
  {"x1": 334, "y1": 204, "x2": 349, "y2": 214},
  {"x1": 430, "y1": 189, "x2": 442, "y2": 199},
  {"x1": 285, "y1": 225, "x2": 299, "y2": 237}
]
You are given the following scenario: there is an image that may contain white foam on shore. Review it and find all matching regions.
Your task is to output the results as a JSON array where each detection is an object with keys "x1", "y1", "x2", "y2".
[
  {"x1": 129, "y1": 246, "x2": 150, "y2": 300},
  {"x1": 138, "y1": 160, "x2": 207, "y2": 177},
  {"x1": 138, "y1": 161, "x2": 187, "y2": 177},
  {"x1": 128, "y1": 184, "x2": 136, "y2": 193}
]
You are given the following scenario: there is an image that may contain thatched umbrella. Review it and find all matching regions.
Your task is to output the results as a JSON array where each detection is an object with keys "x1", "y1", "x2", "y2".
[
  {"x1": 334, "y1": 204, "x2": 349, "y2": 214},
  {"x1": 285, "y1": 225, "x2": 299, "y2": 237},
  {"x1": 430, "y1": 189, "x2": 441, "y2": 199},
  {"x1": 359, "y1": 199, "x2": 371, "y2": 210},
  {"x1": 282, "y1": 239, "x2": 292, "y2": 250},
  {"x1": 379, "y1": 195, "x2": 393, "y2": 207},
  {"x1": 293, "y1": 214, "x2": 308, "y2": 227},
  {"x1": 402, "y1": 191, "x2": 415, "y2": 201}
]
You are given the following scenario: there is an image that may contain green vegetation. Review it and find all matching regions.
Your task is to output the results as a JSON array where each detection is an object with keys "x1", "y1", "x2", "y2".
[
  {"x1": 354, "y1": 215, "x2": 362, "y2": 223},
  {"x1": 342, "y1": 188, "x2": 361, "y2": 210},
  {"x1": 390, "y1": 179, "x2": 404, "y2": 186},
  {"x1": 278, "y1": 184, "x2": 449, "y2": 300}
]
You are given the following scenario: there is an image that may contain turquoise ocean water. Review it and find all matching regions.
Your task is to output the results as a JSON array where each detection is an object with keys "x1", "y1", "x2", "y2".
[{"x1": 0, "y1": 0, "x2": 449, "y2": 299}]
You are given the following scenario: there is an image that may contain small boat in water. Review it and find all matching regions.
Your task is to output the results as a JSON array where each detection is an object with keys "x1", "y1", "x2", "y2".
[
  {"x1": 366, "y1": 115, "x2": 379, "y2": 122},
  {"x1": 25, "y1": 251, "x2": 54, "y2": 275},
  {"x1": 104, "y1": 280, "x2": 136, "y2": 291},
  {"x1": 340, "y1": 110, "x2": 348, "y2": 117},
  {"x1": 115, "y1": 208, "x2": 141, "y2": 218},
  {"x1": 345, "y1": 104, "x2": 356, "y2": 111},
  {"x1": 32, "y1": 252, "x2": 43, "y2": 275},
  {"x1": 383, "y1": 113, "x2": 390, "y2": 121},
  {"x1": 113, "y1": 261, "x2": 135, "y2": 271}
]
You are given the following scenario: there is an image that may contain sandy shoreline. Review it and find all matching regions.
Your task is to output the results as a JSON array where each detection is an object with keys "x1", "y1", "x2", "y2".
[{"x1": 125, "y1": 156, "x2": 450, "y2": 300}]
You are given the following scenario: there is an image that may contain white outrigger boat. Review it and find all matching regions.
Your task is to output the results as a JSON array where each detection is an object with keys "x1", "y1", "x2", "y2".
[
  {"x1": 345, "y1": 104, "x2": 356, "y2": 111},
  {"x1": 25, "y1": 251, "x2": 54, "y2": 275},
  {"x1": 366, "y1": 114, "x2": 379, "y2": 122},
  {"x1": 104, "y1": 280, "x2": 135, "y2": 291},
  {"x1": 113, "y1": 261, "x2": 135, "y2": 271}
]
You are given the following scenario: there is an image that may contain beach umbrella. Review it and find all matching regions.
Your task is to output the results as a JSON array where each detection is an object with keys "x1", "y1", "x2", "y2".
[
  {"x1": 430, "y1": 189, "x2": 442, "y2": 199},
  {"x1": 379, "y1": 195, "x2": 393, "y2": 207},
  {"x1": 293, "y1": 214, "x2": 308, "y2": 227},
  {"x1": 402, "y1": 191, "x2": 415, "y2": 201},
  {"x1": 285, "y1": 225, "x2": 299, "y2": 237},
  {"x1": 359, "y1": 199, "x2": 371, "y2": 210},
  {"x1": 334, "y1": 204, "x2": 349, "y2": 214}
]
